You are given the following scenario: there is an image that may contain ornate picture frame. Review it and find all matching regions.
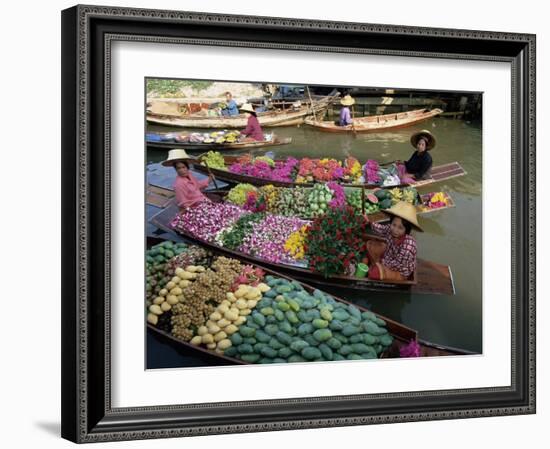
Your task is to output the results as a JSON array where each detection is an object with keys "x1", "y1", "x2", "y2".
[{"x1": 61, "y1": 4, "x2": 535, "y2": 443}]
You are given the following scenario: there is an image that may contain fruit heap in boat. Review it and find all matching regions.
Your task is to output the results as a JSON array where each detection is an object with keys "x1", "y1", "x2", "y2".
[
  {"x1": 146, "y1": 241, "x2": 395, "y2": 363},
  {"x1": 200, "y1": 152, "x2": 407, "y2": 186}
]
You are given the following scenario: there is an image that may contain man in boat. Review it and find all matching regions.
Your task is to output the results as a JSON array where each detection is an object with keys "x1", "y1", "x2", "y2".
[
  {"x1": 339, "y1": 95, "x2": 355, "y2": 126},
  {"x1": 239, "y1": 103, "x2": 265, "y2": 142},
  {"x1": 162, "y1": 149, "x2": 213, "y2": 209},
  {"x1": 364, "y1": 201, "x2": 423, "y2": 281},
  {"x1": 220, "y1": 91, "x2": 239, "y2": 117},
  {"x1": 396, "y1": 130, "x2": 435, "y2": 183}
]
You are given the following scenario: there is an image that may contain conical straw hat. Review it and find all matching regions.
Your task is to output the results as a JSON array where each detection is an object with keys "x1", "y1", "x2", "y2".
[
  {"x1": 383, "y1": 201, "x2": 423, "y2": 232},
  {"x1": 239, "y1": 103, "x2": 256, "y2": 113},
  {"x1": 161, "y1": 149, "x2": 195, "y2": 167},
  {"x1": 410, "y1": 129, "x2": 436, "y2": 150},
  {"x1": 340, "y1": 95, "x2": 355, "y2": 106}
]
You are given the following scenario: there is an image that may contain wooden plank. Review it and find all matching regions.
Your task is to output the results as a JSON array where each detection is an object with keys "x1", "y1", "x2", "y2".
[
  {"x1": 148, "y1": 184, "x2": 174, "y2": 198},
  {"x1": 412, "y1": 260, "x2": 455, "y2": 296},
  {"x1": 146, "y1": 191, "x2": 173, "y2": 208}
]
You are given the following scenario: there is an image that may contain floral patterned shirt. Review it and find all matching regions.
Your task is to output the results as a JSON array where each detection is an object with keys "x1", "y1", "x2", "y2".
[{"x1": 370, "y1": 222, "x2": 417, "y2": 278}]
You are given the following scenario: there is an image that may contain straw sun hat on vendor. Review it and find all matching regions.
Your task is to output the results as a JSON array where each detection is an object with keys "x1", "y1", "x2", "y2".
[
  {"x1": 161, "y1": 149, "x2": 195, "y2": 167},
  {"x1": 340, "y1": 95, "x2": 355, "y2": 106},
  {"x1": 383, "y1": 201, "x2": 424, "y2": 232},
  {"x1": 239, "y1": 103, "x2": 256, "y2": 114},
  {"x1": 410, "y1": 129, "x2": 436, "y2": 150}
]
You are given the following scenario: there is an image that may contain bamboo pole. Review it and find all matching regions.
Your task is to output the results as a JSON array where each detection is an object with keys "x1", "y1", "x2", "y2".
[{"x1": 306, "y1": 86, "x2": 317, "y2": 122}]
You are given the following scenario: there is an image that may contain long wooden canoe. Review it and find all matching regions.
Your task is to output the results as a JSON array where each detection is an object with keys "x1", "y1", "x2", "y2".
[
  {"x1": 149, "y1": 203, "x2": 456, "y2": 296},
  {"x1": 146, "y1": 135, "x2": 292, "y2": 152},
  {"x1": 191, "y1": 155, "x2": 466, "y2": 189},
  {"x1": 147, "y1": 93, "x2": 338, "y2": 129},
  {"x1": 304, "y1": 108, "x2": 443, "y2": 133},
  {"x1": 145, "y1": 185, "x2": 456, "y2": 220},
  {"x1": 146, "y1": 236, "x2": 470, "y2": 365}
]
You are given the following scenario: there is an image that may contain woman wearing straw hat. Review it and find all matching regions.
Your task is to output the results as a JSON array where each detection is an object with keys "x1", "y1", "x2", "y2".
[
  {"x1": 162, "y1": 149, "x2": 212, "y2": 209},
  {"x1": 339, "y1": 95, "x2": 355, "y2": 127},
  {"x1": 396, "y1": 129, "x2": 436, "y2": 183},
  {"x1": 239, "y1": 103, "x2": 264, "y2": 142},
  {"x1": 364, "y1": 201, "x2": 423, "y2": 281}
]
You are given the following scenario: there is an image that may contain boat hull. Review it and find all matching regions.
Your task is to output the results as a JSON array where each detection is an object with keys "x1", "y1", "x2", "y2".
[
  {"x1": 305, "y1": 108, "x2": 443, "y2": 133},
  {"x1": 147, "y1": 136, "x2": 292, "y2": 152},
  {"x1": 147, "y1": 95, "x2": 336, "y2": 129},
  {"x1": 149, "y1": 203, "x2": 455, "y2": 296}
]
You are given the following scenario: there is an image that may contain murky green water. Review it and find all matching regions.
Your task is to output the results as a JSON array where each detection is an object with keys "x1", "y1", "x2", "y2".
[{"x1": 147, "y1": 117, "x2": 482, "y2": 353}]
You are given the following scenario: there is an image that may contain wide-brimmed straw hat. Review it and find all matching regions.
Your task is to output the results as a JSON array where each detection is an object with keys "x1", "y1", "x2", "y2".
[
  {"x1": 340, "y1": 95, "x2": 355, "y2": 106},
  {"x1": 161, "y1": 149, "x2": 195, "y2": 167},
  {"x1": 410, "y1": 129, "x2": 436, "y2": 150},
  {"x1": 239, "y1": 103, "x2": 256, "y2": 114},
  {"x1": 383, "y1": 201, "x2": 424, "y2": 232}
]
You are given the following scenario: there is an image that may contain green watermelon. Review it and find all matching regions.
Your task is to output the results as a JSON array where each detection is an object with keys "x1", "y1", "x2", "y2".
[
  {"x1": 380, "y1": 199, "x2": 393, "y2": 209},
  {"x1": 374, "y1": 189, "x2": 389, "y2": 201}
]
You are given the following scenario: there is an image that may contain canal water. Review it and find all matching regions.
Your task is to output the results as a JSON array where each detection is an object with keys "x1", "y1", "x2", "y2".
[{"x1": 147, "y1": 116, "x2": 482, "y2": 353}]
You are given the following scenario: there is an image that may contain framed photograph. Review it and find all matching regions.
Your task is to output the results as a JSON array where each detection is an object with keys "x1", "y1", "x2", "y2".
[{"x1": 61, "y1": 4, "x2": 536, "y2": 443}]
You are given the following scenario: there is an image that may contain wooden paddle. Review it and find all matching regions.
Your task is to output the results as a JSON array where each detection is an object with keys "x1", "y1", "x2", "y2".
[
  {"x1": 350, "y1": 105, "x2": 357, "y2": 137},
  {"x1": 202, "y1": 160, "x2": 220, "y2": 190}
]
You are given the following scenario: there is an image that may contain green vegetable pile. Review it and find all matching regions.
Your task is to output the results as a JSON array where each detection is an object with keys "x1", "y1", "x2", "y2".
[
  {"x1": 227, "y1": 184, "x2": 258, "y2": 206},
  {"x1": 223, "y1": 276, "x2": 393, "y2": 363},
  {"x1": 201, "y1": 151, "x2": 226, "y2": 170},
  {"x1": 345, "y1": 188, "x2": 382, "y2": 214},
  {"x1": 271, "y1": 186, "x2": 309, "y2": 216},
  {"x1": 305, "y1": 184, "x2": 333, "y2": 217},
  {"x1": 146, "y1": 241, "x2": 188, "y2": 306},
  {"x1": 216, "y1": 213, "x2": 266, "y2": 250}
]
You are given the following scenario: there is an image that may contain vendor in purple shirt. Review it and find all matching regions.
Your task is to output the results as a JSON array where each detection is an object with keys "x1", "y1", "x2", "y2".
[
  {"x1": 239, "y1": 103, "x2": 264, "y2": 141},
  {"x1": 339, "y1": 95, "x2": 355, "y2": 126}
]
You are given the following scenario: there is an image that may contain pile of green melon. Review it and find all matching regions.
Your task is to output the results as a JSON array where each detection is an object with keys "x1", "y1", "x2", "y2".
[{"x1": 224, "y1": 276, "x2": 394, "y2": 363}]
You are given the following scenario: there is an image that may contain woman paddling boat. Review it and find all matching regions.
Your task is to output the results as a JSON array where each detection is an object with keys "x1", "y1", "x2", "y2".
[
  {"x1": 239, "y1": 103, "x2": 265, "y2": 142},
  {"x1": 395, "y1": 129, "x2": 436, "y2": 183},
  {"x1": 162, "y1": 149, "x2": 213, "y2": 210},
  {"x1": 339, "y1": 95, "x2": 355, "y2": 127}
]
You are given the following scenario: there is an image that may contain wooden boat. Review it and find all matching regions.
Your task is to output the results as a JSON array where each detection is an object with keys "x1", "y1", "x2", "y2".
[
  {"x1": 191, "y1": 155, "x2": 466, "y2": 189},
  {"x1": 146, "y1": 93, "x2": 338, "y2": 128},
  {"x1": 146, "y1": 184, "x2": 455, "y2": 220},
  {"x1": 146, "y1": 134, "x2": 292, "y2": 152},
  {"x1": 149, "y1": 203, "x2": 456, "y2": 296},
  {"x1": 146, "y1": 237, "x2": 470, "y2": 364},
  {"x1": 304, "y1": 108, "x2": 443, "y2": 133}
]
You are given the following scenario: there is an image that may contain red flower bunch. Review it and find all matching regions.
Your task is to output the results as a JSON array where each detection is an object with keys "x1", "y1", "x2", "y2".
[
  {"x1": 304, "y1": 206, "x2": 370, "y2": 277},
  {"x1": 243, "y1": 191, "x2": 267, "y2": 212},
  {"x1": 298, "y1": 158, "x2": 344, "y2": 182}
]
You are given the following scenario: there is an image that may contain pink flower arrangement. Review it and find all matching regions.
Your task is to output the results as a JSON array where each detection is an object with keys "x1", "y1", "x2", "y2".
[
  {"x1": 239, "y1": 214, "x2": 308, "y2": 263},
  {"x1": 327, "y1": 182, "x2": 346, "y2": 209},
  {"x1": 228, "y1": 157, "x2": 298, "y2": 182},
  {"x1": 171, "y1": 201, "x2": 248, "y2": 242},
  {"x1": 399, "y1": 339, "x2": 421, "y2": 357},
  {"x1": 364, "y1": 159, "x2": 381, "y2": 184}
]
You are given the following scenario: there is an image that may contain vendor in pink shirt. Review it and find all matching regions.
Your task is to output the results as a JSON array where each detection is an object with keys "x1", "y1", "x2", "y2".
[
  {"x1": 162, "y1": 149, "x2": 212, "y2": 209},
  {"x1": 239, "y1": 103, "x2": 264, "y2": 142}
]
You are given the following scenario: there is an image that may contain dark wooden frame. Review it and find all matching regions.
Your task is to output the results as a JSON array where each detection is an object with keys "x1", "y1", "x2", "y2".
[{"x1": 61, "y1": 4, "x2": 536, "y2": 443}]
